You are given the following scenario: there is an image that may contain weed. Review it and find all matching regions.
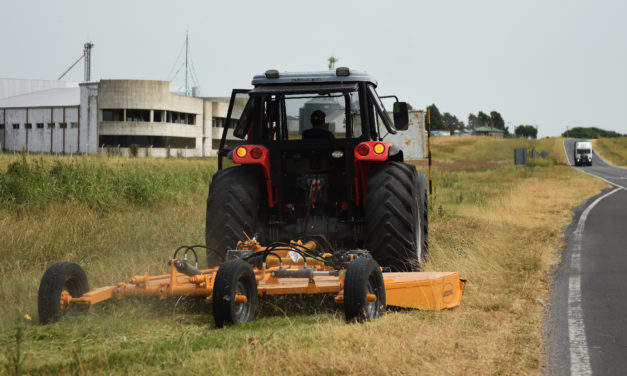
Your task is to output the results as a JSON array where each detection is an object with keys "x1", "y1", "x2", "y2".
[
  {"x1": 4, "y1": 326, "x2": 24, "y2": 376},
  {"x1": 129, "y1": 144, "x2": 139, "y2": 158},
  {"x1": 0, "y1": 154, "x2": 215, "y2": 211}
]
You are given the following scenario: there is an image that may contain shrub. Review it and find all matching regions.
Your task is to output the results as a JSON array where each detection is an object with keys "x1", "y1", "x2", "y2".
[{"x1": 129, "y1": 144, "x2": 139, "y2": 158}]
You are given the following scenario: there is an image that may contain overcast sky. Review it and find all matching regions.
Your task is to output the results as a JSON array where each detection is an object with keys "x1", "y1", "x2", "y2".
[{"x1": 1, "y1": 0, "x2": 626, "y2": 137}]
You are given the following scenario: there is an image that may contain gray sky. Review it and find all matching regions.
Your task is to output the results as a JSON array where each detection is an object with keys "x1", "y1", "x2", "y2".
[{"x1": 1, "y1": 0, "x2": 626, "y2": 137}]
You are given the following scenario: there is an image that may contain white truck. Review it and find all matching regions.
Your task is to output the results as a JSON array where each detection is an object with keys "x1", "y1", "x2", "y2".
[{"x1": 574, "y1": 141, "x2": 593, "y2": 166}]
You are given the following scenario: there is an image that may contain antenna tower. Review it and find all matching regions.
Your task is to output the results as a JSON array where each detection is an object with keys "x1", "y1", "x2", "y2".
[{"x1": 168, "y1": 31, "x2": 202, "y2": 96}]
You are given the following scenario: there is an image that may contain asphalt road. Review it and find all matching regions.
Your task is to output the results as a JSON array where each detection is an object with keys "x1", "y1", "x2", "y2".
[{"x1": 546, "y1": 140, "x2": 627, "y2": 375}]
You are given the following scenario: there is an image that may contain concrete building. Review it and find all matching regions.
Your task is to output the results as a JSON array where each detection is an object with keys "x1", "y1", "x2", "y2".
[{"x1": 0, "y1": 79, "x2": 230, "y2": 157}]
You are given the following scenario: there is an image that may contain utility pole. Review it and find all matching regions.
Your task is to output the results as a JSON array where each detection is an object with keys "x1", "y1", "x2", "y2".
[{"x1": 427, "y1": 108, "x2": 433, "y2": 205}]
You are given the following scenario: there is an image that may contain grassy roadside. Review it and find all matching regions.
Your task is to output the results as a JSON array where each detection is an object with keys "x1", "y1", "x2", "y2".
[
  {"x1": 592, "y1": 137, "x2": 627, "y2": 167},
  {"x1": 0, "y1": 138, "x2": 609, "y2": 375}
]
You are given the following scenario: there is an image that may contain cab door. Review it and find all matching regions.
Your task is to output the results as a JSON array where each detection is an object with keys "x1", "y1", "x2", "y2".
[{"x1": 218, "y1": 89, "x2": 250, "y2": 169}]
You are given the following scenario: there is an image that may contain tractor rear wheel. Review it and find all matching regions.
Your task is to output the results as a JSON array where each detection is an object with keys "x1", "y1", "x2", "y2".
[
  {"x1": 38, "y1": 262, "x2": 90, "y2": 324},
  {"x1": 205, "y1": 166, "x2": 266, "y2": 267},
  {"x1": 344, "y1": 257, "x2": 386, "y2": 322},
  {"x1": 212, "y1": 259, "x2": 259, "y2": 327},
  {"x1": 364, "y1": 162, "x2": 427, "y2": 271}
]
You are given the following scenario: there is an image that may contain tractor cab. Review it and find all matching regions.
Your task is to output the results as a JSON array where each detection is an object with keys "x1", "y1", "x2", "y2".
[{"x1": 217, "y1": 68, "x2": 409, "y2": 243}]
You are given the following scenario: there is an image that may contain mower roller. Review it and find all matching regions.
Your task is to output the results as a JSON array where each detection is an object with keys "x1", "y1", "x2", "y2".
[{"x1": 38, "y1": 236, "x2": 465, "y2": 326}]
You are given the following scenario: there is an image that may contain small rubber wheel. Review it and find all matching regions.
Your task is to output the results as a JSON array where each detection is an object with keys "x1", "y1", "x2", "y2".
[
  {"x1": 212, "y1": 259, "x2": 258, "y2": 328},
  {"x1": 38, "y1": 262, "x2": 90, "y2": 324},
  {"x1": 344, "y1": 257, "x2": 386, "y2": 322}
]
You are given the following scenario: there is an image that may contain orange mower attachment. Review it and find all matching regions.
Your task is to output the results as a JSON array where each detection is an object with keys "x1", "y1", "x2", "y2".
[{"x1": 38, "y1": 238, "x2": 466, "y2": 326}]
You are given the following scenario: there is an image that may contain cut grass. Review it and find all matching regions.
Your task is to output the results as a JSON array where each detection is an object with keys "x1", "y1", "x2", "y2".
[
  {"x1": 592, "y1": 137, "x2": 627, "y2": 167},
  {"x1": 0, "y1": 139, "x2": 609, "y2": 375}
]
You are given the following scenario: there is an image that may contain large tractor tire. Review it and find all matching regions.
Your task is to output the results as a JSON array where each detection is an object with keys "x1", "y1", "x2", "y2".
[
  {"x1": 206, "y1": 166, "x2": 266, "y2": 267},
  {"x1": 364, "y1": 162, "x2": 428, "y2": 271}
]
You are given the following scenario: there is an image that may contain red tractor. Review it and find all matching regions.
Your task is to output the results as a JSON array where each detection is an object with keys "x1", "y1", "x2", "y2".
[{"x1": 207, "y1": 68, "x2": 428, "y2": 272}]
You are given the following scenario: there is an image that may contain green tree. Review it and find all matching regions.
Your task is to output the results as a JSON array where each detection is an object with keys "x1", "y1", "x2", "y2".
[
  {"x1": 426, "y1": 104, "x2": 445, "y2": 130},
  {"x1": 467, "y1": 113, "x2": 478, "y2": 130},
  {"x1": 490, "y1": 111, "x2": 505, "y2": 130},
  {"x1": 442, "y1": 112, "x2": 464, "y2": 132},
  {"x1": 477, "y1": 111, "x2": 491, "y2": 128},
  {"x1": 515, "y1": 125, "x2": 537, "y2": 139},
  {"x1": 561, "y1": 127, "x2": 624, "y2": 138}
]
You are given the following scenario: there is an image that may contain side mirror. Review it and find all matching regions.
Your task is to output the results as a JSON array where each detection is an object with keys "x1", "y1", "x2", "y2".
[{"x1": 393, "y1": 102, "x2": 409, "y2": 131}]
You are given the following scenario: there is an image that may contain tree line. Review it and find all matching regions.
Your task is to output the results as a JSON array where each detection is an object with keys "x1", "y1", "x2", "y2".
[
  {"x1": 561, "y1": 127, "x2": 625, "y2": 138},
  {"x1": 423, "y1": 104, "x2": 536, "y2": 138}
]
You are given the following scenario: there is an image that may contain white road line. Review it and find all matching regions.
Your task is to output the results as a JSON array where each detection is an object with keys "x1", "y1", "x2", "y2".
[
  {"x1": 568, "y1": 187, "x2": 621, "y2": 375},
  {"x1": 562, "y1": 140, "x2": 625, "y2": 374},
  {"x1": 569, "y1": 188, "x2": 622, "y2": 374}
]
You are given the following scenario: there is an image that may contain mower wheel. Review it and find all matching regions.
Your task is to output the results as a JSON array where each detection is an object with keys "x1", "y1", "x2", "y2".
[
  {"x1": 344, "y1": 257, "x2": 386, "y2": 322},
  {"x1": 38, "y1": 262, "x2": 89, "y2": 324},
  {"x1": 212, "y1": 259, "x2": 258, "y2": 327},
  {"x1": 206, "y1": 166, "x2": 266, "y2": 268}
]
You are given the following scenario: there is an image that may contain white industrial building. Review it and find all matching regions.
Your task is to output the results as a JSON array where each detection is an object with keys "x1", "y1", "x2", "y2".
[
  {"x1": 0, "y1": 78, "x2": 230, "y2": 157},
  {"x1": 0, "y1": 78, "x2": 426, "y2": 159}
]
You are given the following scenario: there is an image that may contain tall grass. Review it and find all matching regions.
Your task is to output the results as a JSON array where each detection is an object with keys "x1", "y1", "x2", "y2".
[
  {"x1": 0, "y1": 153, "x2": 215, "y2": 211},
  {"x1": 593, "y1": 137, "x2": 627, "y2": 166},
  {"x1": 0, "y1": 139, "x2": 610, "y2": 375}
]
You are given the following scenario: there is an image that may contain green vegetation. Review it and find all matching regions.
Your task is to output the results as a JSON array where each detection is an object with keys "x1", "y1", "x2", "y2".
[
  {"x1": 594, "y1": 137, "x2": 627, "y2": 166},
  {"x1": 0, "y1": 153, "x2": 215, "y2": 211},
  {"x1": 562, "y1": 126, "x2": 624, "y2": 138},
  {"x1": 426, "y1": 104, "x2": 510, "y2": 134},
  {"x1": 515, "y1": 125, "x2": 538, "y2": 139},
  {"x1": 0, "y1": 140, "x2": 609, "y2": 375}
]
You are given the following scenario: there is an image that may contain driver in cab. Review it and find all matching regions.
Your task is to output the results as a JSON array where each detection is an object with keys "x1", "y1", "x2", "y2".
[{"x1": 302, "y1": 110, "x2": 334, "y2": 140}]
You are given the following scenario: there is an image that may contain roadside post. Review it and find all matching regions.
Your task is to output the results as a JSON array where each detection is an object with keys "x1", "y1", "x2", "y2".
[{"x1": 427, "y1": 108, "x2": 433, "y2": 205}]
